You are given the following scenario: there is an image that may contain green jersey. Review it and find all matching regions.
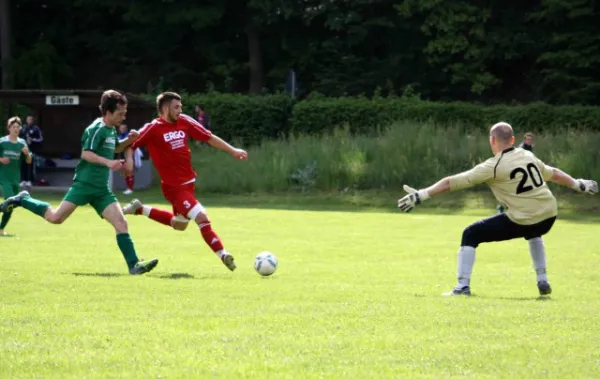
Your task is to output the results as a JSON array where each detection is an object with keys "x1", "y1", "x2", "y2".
[
  {"x1": 0, "y1": 136, "x2": 28, "y2": 184},
  {"x1": 73, "y1": 118, "x2": 119, "y2": 188}
]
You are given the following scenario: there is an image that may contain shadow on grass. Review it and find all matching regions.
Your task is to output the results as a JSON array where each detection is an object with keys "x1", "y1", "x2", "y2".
[
  {"x1": 481, "y1": 295, "x2": 553, "y2": 302},
  {"x1": 70, "y1": 272, "x2": 127, "y2": 278},
  {"x1": 415, "y1": 293, "x2": 552, "y2": 301},
  {"x1": 153, "y1": 272, "x2": 196, "y2": 280},
  {"x1": 68, "y1": 272, "x2": 199, "y2": 280}
]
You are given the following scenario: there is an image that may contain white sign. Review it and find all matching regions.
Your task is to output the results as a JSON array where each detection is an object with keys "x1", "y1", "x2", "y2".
[{"x1": 45, "y1": 95, "x2": 80, "y2": 106}]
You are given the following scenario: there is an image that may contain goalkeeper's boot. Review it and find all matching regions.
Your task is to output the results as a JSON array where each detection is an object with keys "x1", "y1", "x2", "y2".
[
  {"x1": 129, "y1": 258, "x2": 159, "y2": 275},
  {"x1": 219, "y1": 251, "x2": 237, "y2": 271},
  {"x1": 537, "y1": 281, "x2": 552, "y2": 296},
  {"x1": 442, "y1": 286, "x2": 471, "y2": 296},
  {"x1": 123, "y1": 199, "x2": 143, "y2": 215},
  {"x1": 0, "y1": 190, "x2": 29, "y2": 213}
]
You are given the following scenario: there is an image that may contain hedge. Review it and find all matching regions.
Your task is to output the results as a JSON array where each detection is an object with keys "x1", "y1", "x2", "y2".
[
  {"x1": 291, "y1": 98, "x2": 600, "y2": 135},
  {"x1": 140, "y1": 92, "x2": 600, "y2": 145},
  {"x1": 141, "y1": 92, "x2": 295, "y2": 145}
]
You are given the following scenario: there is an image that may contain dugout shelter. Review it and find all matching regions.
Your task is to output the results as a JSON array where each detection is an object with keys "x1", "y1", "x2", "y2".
[{"x1": 0, "y1": 89, "x2": 155, "y2": 191}]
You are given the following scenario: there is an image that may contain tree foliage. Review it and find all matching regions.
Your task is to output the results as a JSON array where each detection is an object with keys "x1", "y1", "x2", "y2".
[{"x1": 4, "y1": 0, "x2": 600, "y2": 105}]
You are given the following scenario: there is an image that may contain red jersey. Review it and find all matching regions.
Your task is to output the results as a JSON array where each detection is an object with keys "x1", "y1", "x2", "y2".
[{"x1": 132, "y1": 113, "x2": 211, "y2": 186}]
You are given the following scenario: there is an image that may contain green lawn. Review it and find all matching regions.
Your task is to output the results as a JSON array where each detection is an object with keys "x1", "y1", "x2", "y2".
[{"x1": 1, "y1": 192, "x2": 599, "y2": 378}]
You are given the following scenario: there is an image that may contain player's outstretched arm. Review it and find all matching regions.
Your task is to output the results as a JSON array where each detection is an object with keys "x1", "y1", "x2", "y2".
[
  {"x1": 397, "y1": 160, "x2": 493, "y2": 212},
  {"x1": 81, "y1": 150, "x2": 123, "y2": 171},
  {"x1": 548, "y1": 168, "x2": 598, "y2": 194},
  {"x1": 206, "y1": 135, "x2": 248, "y2": 160},
  {"x1": 397, "y1": 177, "x2": 451, "y2": 212}
]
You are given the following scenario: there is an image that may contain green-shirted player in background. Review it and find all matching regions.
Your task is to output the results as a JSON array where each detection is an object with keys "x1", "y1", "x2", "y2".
[
  {"x1": 0, "y1": 116, "x2": 33, "y2": 236},
  {"x1": 0, "y1": 90, "x2": 159, "y2": 275}
]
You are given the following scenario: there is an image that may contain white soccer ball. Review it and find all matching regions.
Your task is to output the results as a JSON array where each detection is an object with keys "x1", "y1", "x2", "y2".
[{"x1": 254, "y1": 251, "x2": 278, "y2": 276}]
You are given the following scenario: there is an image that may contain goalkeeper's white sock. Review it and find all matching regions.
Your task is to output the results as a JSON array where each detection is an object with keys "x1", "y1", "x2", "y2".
[
  {"x1": 456, "y1": 246, "x2": 476, "y2": 287},
  {"x1": 528, "y1": 237, "x2": 548, "y2": 282}
]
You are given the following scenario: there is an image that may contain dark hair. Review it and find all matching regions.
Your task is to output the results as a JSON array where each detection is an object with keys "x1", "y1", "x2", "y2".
[
  {"x1": 100, "y1": 90, "x2": 128, "y2": 115},
  {"x1": 156, "y1": 91, "x2": 182, "y2": 113},
  {"x1": 7, "y1": 116, "x2": 22, "y2": 128}
]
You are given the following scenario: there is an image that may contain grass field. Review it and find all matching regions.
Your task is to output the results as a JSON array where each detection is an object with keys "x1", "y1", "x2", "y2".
[{"x1": 1, "y1": 191, "x2": 600, "y2": 378}]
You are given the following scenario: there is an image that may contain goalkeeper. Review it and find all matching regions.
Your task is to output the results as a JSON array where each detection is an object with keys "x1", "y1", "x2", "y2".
[{"x1": 397, "y1": 122, "x2": 597, "y2": 297}]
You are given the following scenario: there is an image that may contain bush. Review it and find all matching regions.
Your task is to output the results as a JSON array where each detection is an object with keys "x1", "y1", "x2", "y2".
[
  {"x1": 142, "y1": 92, "x2": 295, "y2": 146},
  {"x1": 191, "y1": 120, "x2": 600, "y2": 194},
  {"x1": 141, "y1": 92, "x2": 600, "y2": 145},
  {"x1": 292, "y1": 98, "x2": 600, "y2": 136}
]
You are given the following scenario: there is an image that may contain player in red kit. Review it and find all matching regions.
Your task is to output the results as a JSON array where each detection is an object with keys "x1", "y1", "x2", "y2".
[{"x1": 122, "y1": 92, "x2": 247, "y2": 271}]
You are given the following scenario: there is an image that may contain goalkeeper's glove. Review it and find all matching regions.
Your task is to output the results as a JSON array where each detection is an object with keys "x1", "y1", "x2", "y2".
[
  {"x1": 573, "y1": 179, "x2": 598, "y2": 194},
  {"x1": 397, "y1": 185, "x2": 430, "y2": 212}
]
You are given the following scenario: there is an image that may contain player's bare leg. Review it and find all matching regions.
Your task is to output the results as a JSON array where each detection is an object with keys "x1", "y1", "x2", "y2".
[
  {"x1": 123, "y1": 198, "x2": 235, "y2": 271},
  {"x1": 102, "y1": 202, "x2": 158, "y2": 275},
  {"x1": 43, "y1": 201, "x2": 78, "y2": 224},
  {"x1": 123, "y1": 198, "x2": 179, "y2": 228},
  {"x1": 192, "y1": 207, "x2": 236, "y2": 271},
  {"x1": 0, "y1": 191, "x2": 78, "y2": 224},
  {"x1": 171, "y1": 216, "x2": 190, "y2": 231}
]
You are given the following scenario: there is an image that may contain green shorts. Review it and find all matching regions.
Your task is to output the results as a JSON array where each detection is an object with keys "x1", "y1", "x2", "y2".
[
  {"x1": 1, "y1": 182, "x2": 20, "y2": 199},
  {"x1": 63, "y1": 181, "x2": 118, "y2": 218}
]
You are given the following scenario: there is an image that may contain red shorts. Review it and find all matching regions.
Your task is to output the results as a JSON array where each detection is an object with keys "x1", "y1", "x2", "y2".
[{"x1": 161, "y1": 182, "x2": 199, "y2": 219}]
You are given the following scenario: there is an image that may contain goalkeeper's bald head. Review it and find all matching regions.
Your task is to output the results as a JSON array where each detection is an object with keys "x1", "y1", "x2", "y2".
[{"x1": 489, "y1": 122, "x2": 516, "y2": 154}]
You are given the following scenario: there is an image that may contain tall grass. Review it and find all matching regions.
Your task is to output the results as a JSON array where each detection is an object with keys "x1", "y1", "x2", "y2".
[{"x1": 191, "y1": 121, "x2": 600, "y2": 194}]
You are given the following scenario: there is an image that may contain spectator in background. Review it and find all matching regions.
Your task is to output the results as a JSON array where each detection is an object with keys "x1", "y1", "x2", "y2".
[
  {"x1": 194, "y1": 105, "x2": 212, "y2": 148},
  {"x1": 519, "y1": 132, "x2": 534, "y2": 152},
  {"x1": 195, "y1": 104, "x2": 212, "y2": 130},
  {"x1": 19, "y1": 115, "x2": 43, "y2": 188},
  {"x1": 117, "y1": 123, "x2": 129, "y2": 142},
  {"x1": 118, "y1": 123, "x2": 142, "y2": 195}
]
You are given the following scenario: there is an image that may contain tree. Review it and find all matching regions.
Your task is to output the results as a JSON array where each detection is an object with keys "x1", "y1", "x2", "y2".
[
  {"x1": 0, "y1": 0, "x2": 11, "y2": 88},
  {"x1": 398, "y1": 0, "x2": 498, "y2": 100},
  {"x1": 531, "y1": 0, "x2": 600, "y2": 104},
  {"x1": 245, "y1": 22, "x2": 263, "y2": 93}
]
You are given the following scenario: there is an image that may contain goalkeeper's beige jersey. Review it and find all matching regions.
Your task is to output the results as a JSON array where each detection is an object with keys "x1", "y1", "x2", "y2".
[{"x1": 449, "y1": 147, "x2": 557, "y2": 225}]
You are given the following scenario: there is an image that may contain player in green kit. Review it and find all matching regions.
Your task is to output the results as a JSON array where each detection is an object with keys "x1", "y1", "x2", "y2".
[
  {"x1": 0, "y1": 90, "x2": 159, "y2": 275},
  {"x1": 0, "y1": 116, "x2": 32, "y2": 236}
]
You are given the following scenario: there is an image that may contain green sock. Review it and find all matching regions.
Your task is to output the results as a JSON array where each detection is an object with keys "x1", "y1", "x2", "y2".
[
  {"x1": 116, "y1": 233, "x2": 139, "y2": 270},
  {"x1": 0, "y1": 211, "x2": 11, "y2": 229},
  {"x1": 21, "y1": 196, "x2": 50, "y2": 218}
]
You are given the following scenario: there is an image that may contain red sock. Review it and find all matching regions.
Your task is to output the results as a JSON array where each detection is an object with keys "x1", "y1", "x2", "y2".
[
  {"x1": 135, "y1": 206, "x2": 173, "y2": 227},
  {"x1": 125, "y1": 175, "x2": 134, "y2": 190},
  {"x1": 199, "y1": 222, "x2": 224, "y2": 252}
]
